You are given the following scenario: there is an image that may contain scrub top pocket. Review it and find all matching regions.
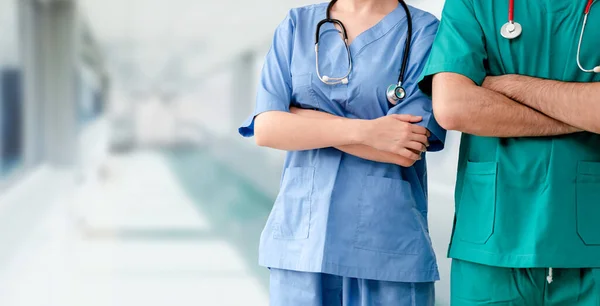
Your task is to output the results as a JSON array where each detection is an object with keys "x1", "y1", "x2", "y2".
[
  {"x1": 272, "y1": 167, "x2": 315, "y2": 240},
  {"x1": 354, "y1": 176, "x2": 423, "y2": 255},
  {"x1": 455, "y1": 161, "x2": 498, "y2": 245},
  {"x1": 576, "y1": 161, "x2": 600, "y2": 246}
]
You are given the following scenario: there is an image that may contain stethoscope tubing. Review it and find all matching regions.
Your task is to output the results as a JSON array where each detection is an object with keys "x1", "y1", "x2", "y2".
[
  {"x1": 314, "y1": 0, "x2": 411, "y2": 86},
  {"x1": 577, "y1": 0, "x2": 597, "y2": 72}
]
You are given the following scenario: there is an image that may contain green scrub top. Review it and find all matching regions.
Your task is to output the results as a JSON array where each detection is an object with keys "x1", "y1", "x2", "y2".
[{"x1": 419, "y1": 0, "x2": 600, "y2": 268}]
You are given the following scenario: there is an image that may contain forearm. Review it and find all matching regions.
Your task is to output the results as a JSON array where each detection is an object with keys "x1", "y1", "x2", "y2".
[
  {"x1": 254, "y1": 111, "x2": 365, "y2": 151},
  {"x1": 334, "y1": 144, "x2": 418, "y2": 166},
  {"x1": 486, "y1": 75, "x2": 600, "y2": 134},
  {"x1": 291, "y1": 107, "x2": 417, "y2": 166},
  {"x1": 432, "y1": 73, "x2": 578, "y2": 137}
]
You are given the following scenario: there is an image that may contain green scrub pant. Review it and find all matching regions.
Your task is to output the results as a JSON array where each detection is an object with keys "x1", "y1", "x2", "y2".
[{"x1": 451, "y1": 260, "x2": 600, "y2": 306}]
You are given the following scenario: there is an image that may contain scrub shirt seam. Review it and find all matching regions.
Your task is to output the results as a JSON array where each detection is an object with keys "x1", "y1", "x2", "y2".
[
  {"x1": 448, "y1": 246, "x2": 600, "y2": 265},
  {"x1": 451, "y1": 246, "x2": 541, "y2": 257},
  {"x1": 259, "y1": 258, "x2": 440, "y2": 282},
  {"x1": 412, "y1": 209, "x2": 437, "y2": 262},
  {"x1": 323, "y1": 261, "x2": 439, "y2": 273}
]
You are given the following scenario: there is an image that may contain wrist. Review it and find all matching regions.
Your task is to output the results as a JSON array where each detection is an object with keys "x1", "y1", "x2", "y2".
[{"x1": 346, "y1": 119, "x2": 370, "y2": 145}]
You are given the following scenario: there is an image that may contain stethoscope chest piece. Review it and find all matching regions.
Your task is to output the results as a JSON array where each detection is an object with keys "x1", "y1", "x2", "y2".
[
  {"x1": 501, "y1": 21, "x2": 522, "y2": 39},
  {"x1": 386, "y1": 83, "x2": 406, "y2": 105}
]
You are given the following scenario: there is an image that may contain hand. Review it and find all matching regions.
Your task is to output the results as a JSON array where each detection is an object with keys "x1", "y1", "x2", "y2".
[
  {"x1": 361, "y1": 114, "x2": 430, "y2": 161},
  {"x1": 390, "y1": 153, "x2": 420, "y2": 168}
]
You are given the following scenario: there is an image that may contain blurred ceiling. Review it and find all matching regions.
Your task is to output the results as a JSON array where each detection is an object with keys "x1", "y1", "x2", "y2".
[{"x1": 78, "y1": 0, "x2": 443, "y2": 95}]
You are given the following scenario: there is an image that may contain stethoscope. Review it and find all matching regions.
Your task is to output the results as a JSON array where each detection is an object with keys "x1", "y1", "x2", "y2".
[
  {"x1": 502, "y1": 0, "x2": 599, "y2": 73},
  {"x1": 314, "y1": 0, "x2": 413, "y2": 105},
  {"x1": 578, "y1": 0, "x2": 600, "y2": 73}
]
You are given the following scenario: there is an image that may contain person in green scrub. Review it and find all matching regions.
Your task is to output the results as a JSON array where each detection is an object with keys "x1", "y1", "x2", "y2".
[{"x1": 417, "y1": 0, "x2": 600, "y2": 305}]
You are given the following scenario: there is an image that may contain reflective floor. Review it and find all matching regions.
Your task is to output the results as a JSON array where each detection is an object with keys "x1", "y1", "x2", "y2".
[{"x1": 0, "y1": 149, "x2": 271, "y2": 306}]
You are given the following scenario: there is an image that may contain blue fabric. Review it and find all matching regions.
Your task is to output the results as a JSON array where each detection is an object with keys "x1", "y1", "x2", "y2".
[
  {"x1": 269, "y1": 268, "x2": 435, "y2": 306},
  {"x1": 239, "y1": 3, "x2": 444, "y2": 282}
]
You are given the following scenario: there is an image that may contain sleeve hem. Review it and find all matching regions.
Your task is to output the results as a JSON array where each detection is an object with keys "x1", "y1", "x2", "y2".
[
  {"x1": 418, "y1": 60, "x2": 487, "y2": 97},
  {"x1": 422, "y1": 115, "x2": 446, "y2": 152},
  {"x1": 238, "y1": 102, "x2": 290, "y2": 138}
]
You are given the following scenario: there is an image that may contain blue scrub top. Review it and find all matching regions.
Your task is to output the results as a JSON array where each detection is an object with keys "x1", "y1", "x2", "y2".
[{"x1": 239, "y1": 3, "x2": 445, "y2": 283}]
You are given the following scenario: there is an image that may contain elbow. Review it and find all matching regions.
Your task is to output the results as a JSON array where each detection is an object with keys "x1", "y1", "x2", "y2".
[
  {"x1": 432, "y1": 96, "x2": 464, "y2": 131},
  {"x1": 591, "y1": 113, "x2": 600, "y2": 134},
  {"x1": 254, "y1": 127, "x2": 269, "y2": 147},
  {"x1": 431, "y1": 73, "x2": 468, "y2": 131},
  {"x1": 254, "y1": 133, "x2": 269, "y2": 147},
  {"x1": 590, "y1": 122, "x2": 600, "y2": 135},
  {"x1": 253, "y1": 115, "x2": 272, "y2": 147}
]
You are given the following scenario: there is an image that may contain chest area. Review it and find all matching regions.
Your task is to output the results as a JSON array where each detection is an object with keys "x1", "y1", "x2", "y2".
[
  {"x1": 289, "y1": 24, "x2": 409, "y2": 118},
  {"x1": 476, "y1": 0, "x2": 600, "y2": 81}
]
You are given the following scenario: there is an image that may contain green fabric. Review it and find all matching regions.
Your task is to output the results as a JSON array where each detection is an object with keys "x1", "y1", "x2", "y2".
[
  {"x1": 418, "y1": 0, "x2": 600, "y2": 267},
  {"x1": 451, "y1": 260, "x2": 600, "y2": 305}
]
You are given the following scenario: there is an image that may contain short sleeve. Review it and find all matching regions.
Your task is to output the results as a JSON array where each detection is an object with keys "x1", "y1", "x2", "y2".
[
  {"x1": 238, "y1": 14, "x2": 295, "y2": 137},
  {"x1": 387, "y1": 16, "x2": 446, "y2": 152},
  {"x1": 417, "y1": 0, "x2": 487, "y2": 96}
]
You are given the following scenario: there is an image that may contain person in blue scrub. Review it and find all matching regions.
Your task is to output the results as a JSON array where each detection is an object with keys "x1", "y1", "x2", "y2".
[{"x1": 238, "y1": 0, "x2": 445, "y2": 305}]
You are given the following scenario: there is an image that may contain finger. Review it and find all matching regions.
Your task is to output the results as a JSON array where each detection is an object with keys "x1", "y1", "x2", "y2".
[
  {"x1": 410, "y1": 124, "x2": 429, "y2": 135},
  {"x1": 409, "y1": 149, "x2": 423, "y2": 156},
  {"x1": 406, "y1": 141, "x2": 427, "y2": 153},
  {"x1": 426, "y1": 129, "x2": 431, "y2": 137},
  {"x1": 389, "y1": 114, "x2": 422, "y2": 123},
  {"x1": 411, "y1": 134, "x2": 430, "y2": 147},
  {"x1": 399, "y1": 148, "x2": 421, "y2": 161}
]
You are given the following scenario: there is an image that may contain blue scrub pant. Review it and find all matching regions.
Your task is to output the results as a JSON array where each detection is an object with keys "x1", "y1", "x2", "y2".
[{"x1": 269, "y1": 268, "x2": 435, "y2": 306}]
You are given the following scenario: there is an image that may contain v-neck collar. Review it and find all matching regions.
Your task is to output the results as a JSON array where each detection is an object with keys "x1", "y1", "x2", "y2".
[{"x1": 319, "y1": 3, "x2": 407, "y2": 57}]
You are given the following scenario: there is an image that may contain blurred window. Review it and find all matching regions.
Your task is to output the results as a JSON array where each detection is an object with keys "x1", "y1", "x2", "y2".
[{"x1": 0, "y1": 0, "x2": 23, "y2": 178}]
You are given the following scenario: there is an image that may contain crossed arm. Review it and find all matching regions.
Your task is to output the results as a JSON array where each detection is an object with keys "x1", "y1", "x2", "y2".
[
  {"x1": 254, "y1": 109, "x2": 429, "y2": 167},
  {"x1": 288, "y1": 107, "x2": 427, "y2": 166},
  {"x1": 431, "y1": 73, "x2": 596, "y2": 137},
  {"x1": 483, "y1": 74, "x2": 600, "y2": 134}
]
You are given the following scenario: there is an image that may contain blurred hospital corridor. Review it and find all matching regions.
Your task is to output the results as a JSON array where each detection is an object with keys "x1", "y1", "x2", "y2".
[
  {"x1": 0, "y1": 148, "x2": 272, "y2": 305},
  {"x1": 0, "y1": 0, "x2": 458, "y2": 305}
]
